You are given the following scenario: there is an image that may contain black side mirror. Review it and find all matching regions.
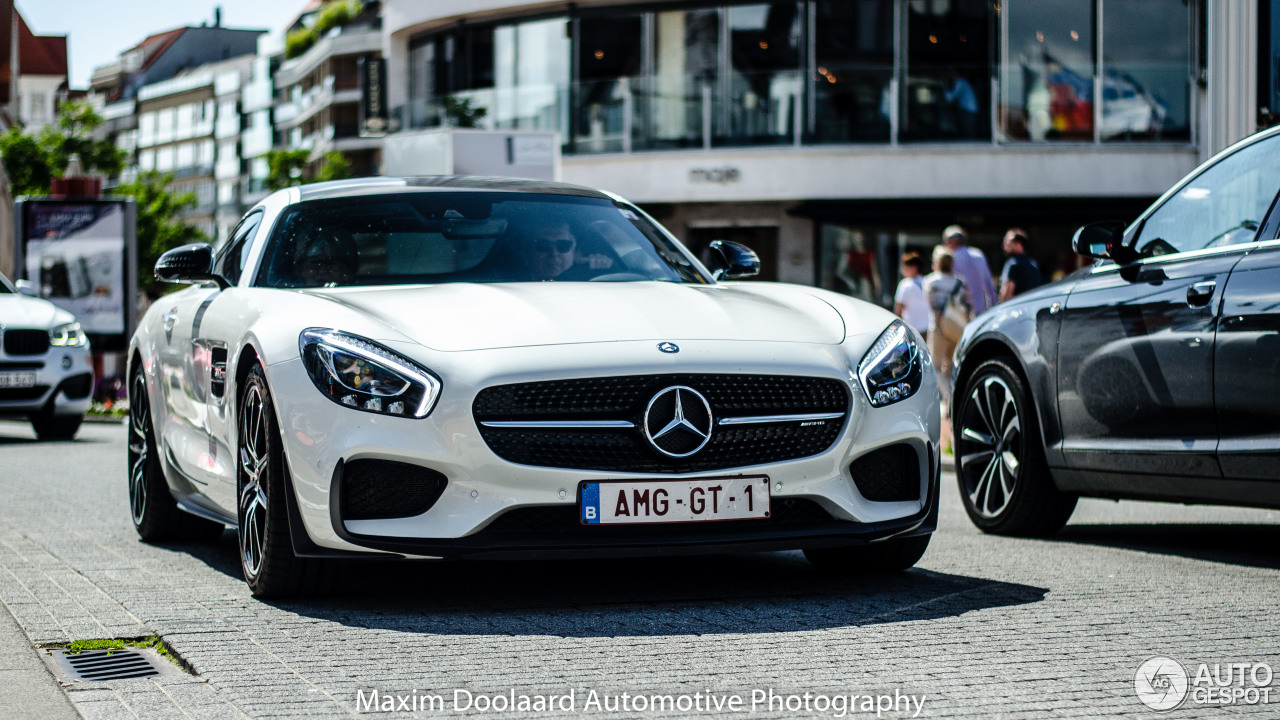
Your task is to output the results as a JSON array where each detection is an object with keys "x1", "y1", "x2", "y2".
[
  {"x1": 708, "y1": 240, "x2": 761, "y2": 280},
  {"x1": 155, "y1": 243, "x2": 229, "y2": 288},
  {"x1": 1072, "y1": 221, "x2": 1136, "y2": 264}
]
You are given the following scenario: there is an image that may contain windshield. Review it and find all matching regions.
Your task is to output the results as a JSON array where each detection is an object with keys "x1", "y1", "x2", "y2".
[
  {"x1": 256, "y1": 192, "x2": 710, "y2": 288},
  {"x1": 0, "y1": 274, "x2": 12, "y2": 294}
]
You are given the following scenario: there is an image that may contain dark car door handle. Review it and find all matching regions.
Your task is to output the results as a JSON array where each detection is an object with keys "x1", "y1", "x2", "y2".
[{"x1": 1187, "y1": 281, "x2": 1216, "y2": 308}]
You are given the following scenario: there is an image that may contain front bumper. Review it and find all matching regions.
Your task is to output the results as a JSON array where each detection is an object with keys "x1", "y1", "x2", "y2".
[
  {"x1": 268, "y1": 339, "x2": 942, "y2": 558},
  {"x1": 0, "y1": 344, "x2": 93, "y2": 418}
]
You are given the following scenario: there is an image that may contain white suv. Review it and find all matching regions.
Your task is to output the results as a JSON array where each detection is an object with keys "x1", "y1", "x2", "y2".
[{"x1": 0, "y1": 272, "x2": 93, "y2": 439}]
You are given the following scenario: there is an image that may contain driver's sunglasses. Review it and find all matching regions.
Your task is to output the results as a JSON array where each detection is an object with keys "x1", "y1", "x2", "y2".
[{"x1": 534, "y1": 239, "x2": 575, "y2": 254}]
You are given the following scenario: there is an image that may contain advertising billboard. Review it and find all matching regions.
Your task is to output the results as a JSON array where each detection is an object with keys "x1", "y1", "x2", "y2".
[{"x1": 15, "y1": 199, "x2": 137, "y2": 352}]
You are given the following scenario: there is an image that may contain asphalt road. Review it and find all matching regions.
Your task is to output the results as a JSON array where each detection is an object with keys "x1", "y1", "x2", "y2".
[{"x1": 0, "y1": 418, "x2": 1278, "y2": 719}]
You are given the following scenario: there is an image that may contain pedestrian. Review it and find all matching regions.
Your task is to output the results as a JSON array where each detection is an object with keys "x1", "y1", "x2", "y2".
[
  {"x1": 893, "y1": 251, "x2": 930, "y2": 336},
  {"x1": 941, "y1": 224, "x2": 997, "y2": 315},
  {"x1": 998, "y1": 227, "x2": 1045, "y2": 301},
  {"x1": 923, "y1": 246, "x2": 973, "y2": 451}
]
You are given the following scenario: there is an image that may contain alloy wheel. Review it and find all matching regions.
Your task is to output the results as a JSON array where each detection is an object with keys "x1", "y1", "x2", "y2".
[
  {"x1": 127, "y1": 373, "x2": 150, "y2": 525},
  {"x1": 958, "y1": 375, "x2": 1023, "y2": 519},
  {"x1": 238, "y1": 383, "x2": 270, "y2": 578}
]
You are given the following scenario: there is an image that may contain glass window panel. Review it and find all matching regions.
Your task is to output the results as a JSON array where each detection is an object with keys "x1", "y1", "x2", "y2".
[
  {"x1": 1101, "y1": 0, "x2": 1190, "y2": 142},
  {"x1": 575, "y1": 15, "x2": 643, "y2": 153},
  {"x1": 904, "y1": 0, "x2": 991, "y2": 142},
  {"x1": 812, "y1": 0, "x2": 894, "y2": 143},
  {"x1": 407, "y1": 37, "x2": 440, "y2": 129},
  {"x1": 723, "y1": 2, "x2": 803, "y2": 146},
  {"x1": 647, "y1": 8, "x2": 720, "y2": 150},
  {"x1": 1000, "y1": 0, "x2": 1094, "y2": 141},
  {"x1": 1133, "y1": 136, "x2": 1280, "y2": 257},
  {"x1": 493, "y1": 18, "x2": 569, "y2": 135}
]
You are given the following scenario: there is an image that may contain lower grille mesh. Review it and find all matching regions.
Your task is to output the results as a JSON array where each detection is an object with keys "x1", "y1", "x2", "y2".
[
  {"x1": 341, "y1": 460, "x2": 448, "y2": 520},
  {"x1": 850, "y1": 444, "x2": 920, "y2": 502}
]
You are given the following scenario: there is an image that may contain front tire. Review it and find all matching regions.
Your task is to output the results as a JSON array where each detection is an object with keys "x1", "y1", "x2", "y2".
[
  {"x1": 31, "y1": 405, "x2": 82, "y2": 440},
  {"x1": 804, "y1": 535, "x2": 931, "y2": 574},
  {"x1": 237, "y1": 364, "x2": 330, "y2": 597},
  {"x1": 128, "y1": 367, "x2": 224, "y2": 542},
  {"x1": 953, "y1": 358, "x2": 1076, "y2": 536}
]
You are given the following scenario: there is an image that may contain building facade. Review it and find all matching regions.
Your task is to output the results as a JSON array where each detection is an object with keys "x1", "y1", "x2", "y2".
[{"x1": 380, "y1": 0, "x2": 1257, "y2": 305}]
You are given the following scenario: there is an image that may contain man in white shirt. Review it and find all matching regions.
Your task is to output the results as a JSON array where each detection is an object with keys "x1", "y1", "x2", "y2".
[{"x1": 941, "y1": 224, "x2": 997, "y2": 315}]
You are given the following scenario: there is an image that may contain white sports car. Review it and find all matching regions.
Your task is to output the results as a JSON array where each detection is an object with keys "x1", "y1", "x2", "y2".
[{"x1": 128, "y1": 177, "x2": 940, "y2": 597}]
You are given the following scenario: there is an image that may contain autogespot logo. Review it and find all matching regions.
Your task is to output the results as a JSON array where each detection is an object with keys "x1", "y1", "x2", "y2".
[{"x1": 1136, "y1": 656, "x2": 1190, "y2": 711}]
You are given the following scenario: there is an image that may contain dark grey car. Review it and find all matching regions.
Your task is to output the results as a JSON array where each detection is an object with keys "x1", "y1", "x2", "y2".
[{"x1": 951, "y1": 126, "x2": 1280, "y2": 535}]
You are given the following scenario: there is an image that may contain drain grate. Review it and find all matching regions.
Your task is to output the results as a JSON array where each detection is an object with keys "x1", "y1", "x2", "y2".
[{"x1": 53, "y1": 649, "x2": 163, "y2": 681}]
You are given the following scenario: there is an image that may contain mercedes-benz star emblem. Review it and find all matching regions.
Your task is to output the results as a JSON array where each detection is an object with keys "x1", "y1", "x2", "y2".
[
  {"x1": 657, "y1": 342, "x2": 680, "y2": 354},
  {"x1": 643, "y1": 386, "x2": 713, "y2": 458}
]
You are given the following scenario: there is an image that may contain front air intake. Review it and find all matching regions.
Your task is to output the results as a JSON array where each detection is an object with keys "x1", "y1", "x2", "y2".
[
  {"x1": 850, "y1": 444, "x2": 920, "y2": 502},
  {"x1": 340, "y1": 459, "x2": 448, "y2": 520}
]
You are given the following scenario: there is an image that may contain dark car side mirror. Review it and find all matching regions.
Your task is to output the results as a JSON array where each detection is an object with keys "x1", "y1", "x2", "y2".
[
  {"x1": 1072, "y1": 221, "x2": 1137, "y2": 265},
  {"x1": 155, "y1": 243, "x2": 229, "y2": 288},
  {"x1": 708, "y1": 240, "x2": 761, "y2": 280}
]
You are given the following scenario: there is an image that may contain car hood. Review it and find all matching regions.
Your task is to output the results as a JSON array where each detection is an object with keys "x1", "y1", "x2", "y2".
[
  {"x1": 0, "y1": 294, "x2": 72, "y2": 330},
  {"x1": 306, "y1": 282, "x2": 850, "y2": 351}
]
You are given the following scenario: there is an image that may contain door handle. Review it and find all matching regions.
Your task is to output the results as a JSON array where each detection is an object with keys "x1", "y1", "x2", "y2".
[{"x1": 1186, "y1": 281, "x2": 1216, "y2": 308}]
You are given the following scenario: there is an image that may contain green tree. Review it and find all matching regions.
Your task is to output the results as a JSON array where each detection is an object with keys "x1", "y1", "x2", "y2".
[
  {"x1": 266, "y1": 148, "x2": 352, "y2": 190},
  {"x1": 444, "y1": 96, "x2": 488, "y2": 128},
  {"x1": 0, "y1": 102, "x2": 126, "y2": 196},
  {"x1": 112, "y1": 171, "x2": 208, "y2": 295}
]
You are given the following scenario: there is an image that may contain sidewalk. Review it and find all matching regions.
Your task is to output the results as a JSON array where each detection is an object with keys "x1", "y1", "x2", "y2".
[{"x1": 0, "y1": 602, "x2": 80, "y2": 720}]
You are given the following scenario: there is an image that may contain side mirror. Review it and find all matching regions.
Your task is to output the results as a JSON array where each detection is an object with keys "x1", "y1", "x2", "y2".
[
  {"x1": 708, "y1": 240, "x2": 761, "y2": 280},
  {"x1": 155, "y1": 243, "x2": 229, "y2": 288},
  {"x1": 14, "y1": 279, "x2": 37, "y2": 297},
  {"x1": 1072, "y1": 221, "x2": 1136, "y2": 264}
]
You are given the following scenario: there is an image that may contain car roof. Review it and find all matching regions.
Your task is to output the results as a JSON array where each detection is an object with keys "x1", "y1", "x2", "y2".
[{"x1": 293, "y1": 176, "x2": 615, "y2": 202}]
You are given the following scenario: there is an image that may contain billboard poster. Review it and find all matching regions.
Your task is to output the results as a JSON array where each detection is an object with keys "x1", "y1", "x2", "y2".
[{"x1": 17, "y1": 199, "x2": 136, "y2": 350}]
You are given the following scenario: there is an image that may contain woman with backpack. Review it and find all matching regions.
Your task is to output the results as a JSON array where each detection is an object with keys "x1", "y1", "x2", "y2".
[{"x1": 923, "y1": 245, "x2": 973, "y2": 421}]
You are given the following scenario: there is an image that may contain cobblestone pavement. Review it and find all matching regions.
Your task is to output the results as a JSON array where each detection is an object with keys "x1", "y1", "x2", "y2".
[{"x1": 0, "y1": 418, "x2": 1278, "y2": 719}]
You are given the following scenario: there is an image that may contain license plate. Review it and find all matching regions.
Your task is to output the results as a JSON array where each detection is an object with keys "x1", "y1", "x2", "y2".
[
  {"x1": 580, "y1": 476, "x2": 770, "y2": 525},
  {"x1": 0, "y1": 372, "x2": 36, "y2": 388}
]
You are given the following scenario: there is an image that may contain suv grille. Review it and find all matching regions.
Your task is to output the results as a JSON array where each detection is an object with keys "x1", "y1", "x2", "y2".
[
  {"x1": 474, "y1": 374, "x2": 849, "y2": 473},
  {"x1": 3, "y1": 329, "x2": 49, "y2": 356}
]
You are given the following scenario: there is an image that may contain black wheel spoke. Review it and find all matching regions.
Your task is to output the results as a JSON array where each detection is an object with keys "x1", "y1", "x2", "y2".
[{"x1": 961, "y1": 374, "x2": 1020, "y2": 520}]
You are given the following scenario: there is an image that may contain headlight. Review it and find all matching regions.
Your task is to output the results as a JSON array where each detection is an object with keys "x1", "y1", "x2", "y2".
[
  {"x1": 49, "y1": 322, "x2": 87, "y2": 347},
  {"x1": 857, "y1": 320, "x2": 923, "y2": 407},
  {"x1": 299, "y1": 329, "x2": 441, "y2": 417}
]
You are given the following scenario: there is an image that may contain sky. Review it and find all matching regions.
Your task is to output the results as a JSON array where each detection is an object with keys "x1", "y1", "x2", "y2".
[{"x1": 17, "y1": 0, "x2": 308, "y2": 90}]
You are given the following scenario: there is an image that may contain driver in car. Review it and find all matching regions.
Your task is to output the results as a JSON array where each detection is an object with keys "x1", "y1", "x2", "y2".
[{"x1": 524, "y1": 220, "x2": 613, "y2": 281}]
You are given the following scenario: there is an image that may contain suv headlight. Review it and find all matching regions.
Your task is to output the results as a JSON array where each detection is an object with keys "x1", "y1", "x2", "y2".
[
  {"x1": 49, "y1": 322, "x2": 87, "y2": 347},
  {"x1": 299, "y1": 329, "x2": 441, "y2": 417},
  {"x1": 857, "y1": 320, "x2": 923, "y2": 407}
]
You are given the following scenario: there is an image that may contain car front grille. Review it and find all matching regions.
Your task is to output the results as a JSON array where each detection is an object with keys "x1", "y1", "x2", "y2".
[
  {"x1": 341, "y1": 459, "x2": 448, "y2": 520},
  {"x1": 850, "y1": 444, "x2": 921, "y2": 502},
  {"x1": 3, "y1": 330, "x2": 49, "y2": 356},
  {"x1": 474, "y1": 374, "x2": 849, "y2": 473}
]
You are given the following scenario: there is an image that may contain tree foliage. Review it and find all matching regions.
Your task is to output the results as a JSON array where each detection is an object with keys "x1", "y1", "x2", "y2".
[
  {"x1": 266, "y1": 149, "x2": 352, "y2": 191},
  {"x1": 0, "y1": 102, "x2": 126, "y2": 196},
  {"x1": 112, "y1": 171, "x2": 208, "y2": 295},
  {"x1": 285, "y1": 0, "x2": 362, "y2": 59}
]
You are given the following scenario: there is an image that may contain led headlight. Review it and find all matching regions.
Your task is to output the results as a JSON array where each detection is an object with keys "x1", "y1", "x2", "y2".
[
  {"x1": 49, "y1": 322, "x2": 87, "y2": 347},
  {"x1": 299, "y1": 329, "x2": 441, "y2": 417},
  {"x1": 857, "y1": 320, "x2": 923, "y2": 408}
]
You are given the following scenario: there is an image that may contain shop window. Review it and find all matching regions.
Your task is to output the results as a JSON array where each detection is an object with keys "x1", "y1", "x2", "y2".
[
  {"x1": 647, "y1": 8, "x2": 720, "y2": 150},
  {"x1": 811, "y1": 0, "x2": 894, "y2": 143},
  {"x1": 902, "y1": 0, "x2": 991, "y2": 142},
  {"x1": 1000, "y1": 0, "x2": 1095, "y2": 141},
  {"x1": 575, "y1": 14, "x2": 643, "y2": 153},
  {"x1": 1101, "y1": 0, "x2": 1191, "y2": 142},
  {"x1": 722, "y1": 3, "x2": 803, "y2": 146}
]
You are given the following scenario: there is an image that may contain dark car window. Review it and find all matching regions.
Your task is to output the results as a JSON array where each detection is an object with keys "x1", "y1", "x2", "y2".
[
  {"x1": 1133, "y1": 134, "x2": 1280, "y2": 258},
  {"x1": 255, "y1": 192, "x2": 709, "y2": 288},
  {"x1": 215, "y1": 211, "x2": 264, "y2": 286}
]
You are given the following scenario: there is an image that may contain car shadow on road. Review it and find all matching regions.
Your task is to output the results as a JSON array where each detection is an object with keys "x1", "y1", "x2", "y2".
[
  {"x1": 242, "y1": 551, "x2": 1047, "y2": 637},
  {"x1": 1049, "y1": 523, "x2": 1280, "y2": 571}
]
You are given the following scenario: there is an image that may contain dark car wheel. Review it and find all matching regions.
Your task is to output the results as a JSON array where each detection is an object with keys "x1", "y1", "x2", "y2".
[
  {"x1": 803, "y1": 534, "x2": 930, "y2": 574},
  {"x1": 31, "y1": 404, "x2": 82, "y2": 440},
  {"x1": 954, "y1": 358, "x2": 1076, "y2": 536},
  {"x1": 237, "y1": 364, "x2": 332, "y2": 598},
  {"x1": 128, "y1": 367, "x2": 225, "y2": 542}
]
